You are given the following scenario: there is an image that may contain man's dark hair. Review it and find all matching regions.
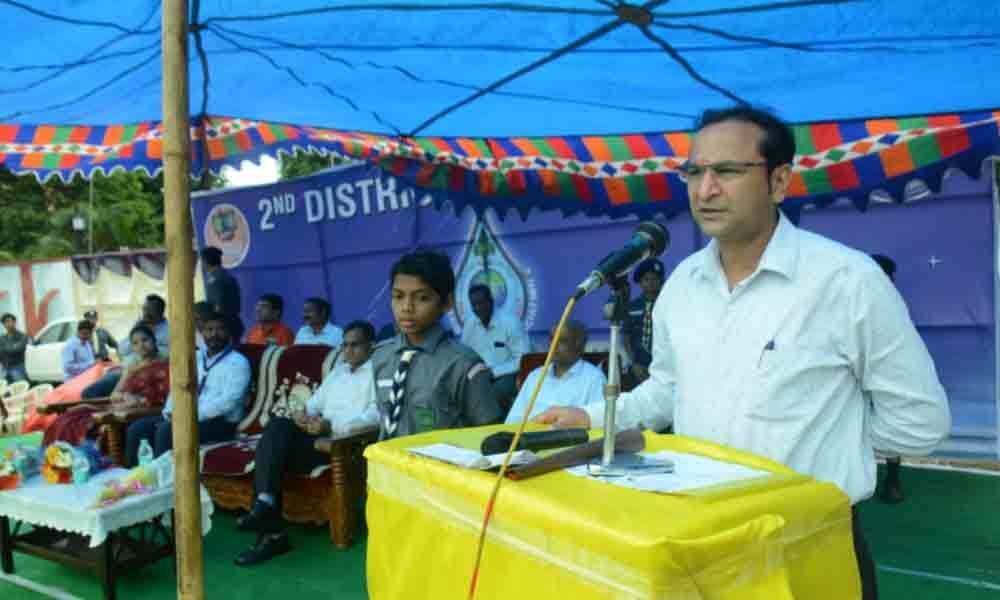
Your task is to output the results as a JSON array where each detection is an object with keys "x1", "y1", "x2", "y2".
[
  {"x1": 304, "y1": 297, "x2": 330, "y2": 318},
  {"x1": 201, "y1": 246, "x2": 223, "y2": 267},
  {"x1": 343, "y1": 320, "x2": 376, "y2": 342},
  {"x1": 468, "y1": 284, "x2": 493, "y2": 302},
  {"x1": 390, "y1": 250, "x2": 455, "y2": 302},
  {"x1": 145, "y1": 294, "x2": 166, "y2": 316},
  {"x1": 202, "y1": 310, "x2": 229, "y2": 329},
  {"x1": 696, "y1": 106, "x2": 796, "y2": 175},
  {"x1": 259, "y1": 293, "x2": 284, "y2": 316},
  {"x1": 871, "y1": 254, "x2": 896, "y2": 282},
  {"x1": 77, "y1": 319, "x2": 95, "y2": 332},
  {"x1": 129, "y1": 324, "x2": 157, "y2": 345},
  {"x1": 563, "y1": 320, "x2": 589, "y2": 350},
  {"x1": 193, "y1": 301, "x2": 214, "y2": 320},
  {"x1": 1, "y1": 313, "x2": 15, "y2": 324}
]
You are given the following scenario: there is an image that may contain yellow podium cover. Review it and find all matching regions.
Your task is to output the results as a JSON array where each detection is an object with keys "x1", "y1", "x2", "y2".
[{"x1": 365, "y1": 425, "x2": 860, "y2": 600}]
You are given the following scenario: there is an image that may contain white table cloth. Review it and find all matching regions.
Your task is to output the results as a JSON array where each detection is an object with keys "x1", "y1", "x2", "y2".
[{"x1": 0, "y1": 468, "x2": 213, "y2": 547}]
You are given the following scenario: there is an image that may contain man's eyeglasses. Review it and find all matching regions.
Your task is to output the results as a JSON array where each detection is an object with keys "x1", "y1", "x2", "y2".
[{"x1": 677, "y1": 161, "x2": 768, "y2": 183}]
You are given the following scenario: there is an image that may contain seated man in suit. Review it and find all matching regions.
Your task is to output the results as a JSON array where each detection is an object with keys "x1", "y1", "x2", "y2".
[
  {"x1": 125, "y1": 311, "x2": 250, "y2": 465},
  {"x1": 505, "y1": 320, "x2": 606, "y2": 424},
  {"x1": 234, "y1": 320, "x2": 379, "y2": 566}
]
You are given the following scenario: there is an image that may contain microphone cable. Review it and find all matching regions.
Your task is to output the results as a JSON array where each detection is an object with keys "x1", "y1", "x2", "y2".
[{"x1": 467, "y1": 295, "x2": 578, "y2": 600}]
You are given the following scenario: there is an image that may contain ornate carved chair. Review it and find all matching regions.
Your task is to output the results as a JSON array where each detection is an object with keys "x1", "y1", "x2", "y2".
[{"x1": 199, "y1": 343, "x2": 377, "y2": 549}]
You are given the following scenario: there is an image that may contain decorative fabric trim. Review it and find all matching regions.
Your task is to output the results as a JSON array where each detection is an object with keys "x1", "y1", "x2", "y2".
[{"x1": 1, "y1": 111, "x2": 996, "y2": 218}]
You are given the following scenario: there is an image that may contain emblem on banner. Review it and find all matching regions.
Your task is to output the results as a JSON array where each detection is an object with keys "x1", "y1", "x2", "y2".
[
  {"x1": 203, "y1": 203, "x2": 251, "y2": 268},
  {"x1": 452, "y1": 217, "x2": 537, "y2": 332}
]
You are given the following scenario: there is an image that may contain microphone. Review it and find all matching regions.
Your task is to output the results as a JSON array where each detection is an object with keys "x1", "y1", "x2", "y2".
[{"x1": 574, "y1": 222, "x2": 669, "y2": 300}]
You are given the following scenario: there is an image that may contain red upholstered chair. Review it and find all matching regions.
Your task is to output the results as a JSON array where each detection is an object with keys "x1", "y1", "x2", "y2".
[
  {"x1": 515, "y1": 351, "x2": 633, "y2": 393},
  {"x1": 200, "y1": 343, "x2": 377, "y2": 549}
]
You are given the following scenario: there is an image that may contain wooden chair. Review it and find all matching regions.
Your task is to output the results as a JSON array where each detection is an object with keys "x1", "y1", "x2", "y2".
[{"x1": 199, "y1": 343, "x2": 377, "y2": 548}]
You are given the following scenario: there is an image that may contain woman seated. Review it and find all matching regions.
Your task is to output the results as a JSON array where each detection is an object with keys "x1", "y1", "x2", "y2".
[{"x1": 43, "y1": 325, "x2": 170, "y2": 447}]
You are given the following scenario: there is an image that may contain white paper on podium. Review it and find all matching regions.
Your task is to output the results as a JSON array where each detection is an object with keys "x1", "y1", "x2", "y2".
[
  {"x1": 408, "y1": 443, "x2": 537, "y2": 470},
  {"x1": 566, "y1": 450, "x2": 771, "y2": 494}
]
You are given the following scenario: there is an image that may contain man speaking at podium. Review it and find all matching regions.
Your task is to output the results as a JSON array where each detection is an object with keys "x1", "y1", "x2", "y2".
[{"x1": 534, "y1": 106, "x2": 951, "y2": 600}]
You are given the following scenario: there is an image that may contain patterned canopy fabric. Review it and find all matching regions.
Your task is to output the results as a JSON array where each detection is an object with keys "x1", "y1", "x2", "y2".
[{"x1": 1, "y1": 1, "x2": 998, "y2": 217}]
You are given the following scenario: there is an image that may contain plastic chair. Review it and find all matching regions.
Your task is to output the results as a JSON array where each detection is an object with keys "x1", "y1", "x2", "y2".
[
  {"x1": 8, "y1": 380, "x2": 29, "y2": 397},
  {"x1": 1, "y1": 390, "x2": 33, "y2": 434}
]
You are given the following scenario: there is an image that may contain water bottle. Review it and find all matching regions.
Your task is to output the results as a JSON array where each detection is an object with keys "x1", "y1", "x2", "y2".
[
  {"x1": 72, "y1": 454, "x2": 90, "y2": 484},
  {"x1": 138, "y1": 439, "x2": 154, "y2": 467}
]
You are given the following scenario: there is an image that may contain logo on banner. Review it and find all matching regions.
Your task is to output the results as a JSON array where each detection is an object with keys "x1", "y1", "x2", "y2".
[
  {"x1": 452, "y1": 218, "x2": 537, "y2": 332},
  {"x1": 204, "y1": 203, "x2": 251, "y2": 268}
]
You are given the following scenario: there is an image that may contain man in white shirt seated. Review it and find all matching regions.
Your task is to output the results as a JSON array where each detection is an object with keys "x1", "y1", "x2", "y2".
[
  {"x1": 505, "y1": 320, "x2": 605, "y2": 425},
  {"x1": 293, "y1": 297, "x2": 344, "y2": 347},
  {"x1": 125, "y1": 311, "x2": 251, "y2": 466},
  {"x1": 460, "y1": 284, "x2": 530, "y2": 416},
  {"x1": 234, "y1": 320, "x2": 378, "y2": 566}
]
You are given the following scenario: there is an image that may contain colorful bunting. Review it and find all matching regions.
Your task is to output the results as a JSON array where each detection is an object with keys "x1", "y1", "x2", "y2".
[{"x1": 1, "y1": 111, "x2": 996, "y2": 217}]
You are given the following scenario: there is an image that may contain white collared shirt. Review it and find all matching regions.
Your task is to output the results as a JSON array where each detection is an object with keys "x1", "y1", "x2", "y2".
[
  {"x1": 584, "y1": 212, "x2": 950, "y2": 504},
  {"x1": 164, "y1": 347, "x2": 251, "y2": 423},
  {"x1": 305, "y1": 359, "x2": 378, "y2": 435},
  {"x1": 460, "y1": 314, "x2": 530, "y2": 377},
  {"x1": 294, "y1": 322, "x2": 344, "y2": 348},
  {"x1": 507, "y1": 359, "x2": 605, "y2": 424}
]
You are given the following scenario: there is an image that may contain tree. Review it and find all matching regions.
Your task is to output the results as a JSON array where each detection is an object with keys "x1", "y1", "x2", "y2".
[
  {"x1": 279, "y1": 151, "x2": 343, "y2": 180},
  {"x1": 0, "y1": 167, "x2": 167, "y2": 260}
]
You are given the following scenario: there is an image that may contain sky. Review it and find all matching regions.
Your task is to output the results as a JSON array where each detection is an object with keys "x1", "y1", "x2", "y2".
[{"x1": 220, "y1": 155, "x2": 279, "y2": 188}]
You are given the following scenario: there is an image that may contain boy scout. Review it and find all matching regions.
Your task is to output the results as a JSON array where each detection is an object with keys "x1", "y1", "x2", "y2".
[{"x1": 373, "y1": 250, "x2": 500, "y2": 438}]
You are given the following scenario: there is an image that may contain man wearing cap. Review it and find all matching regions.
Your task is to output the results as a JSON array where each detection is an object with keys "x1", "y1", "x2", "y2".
[
  {"x1": 84, "y1": 309, "x2": 118, "y2": 361},
  {"x1": 202, "y1": 246, "x2": 244, "y2": 342},
  {"x1": 624, "y1": 258, "x2": 665, "y2": 384}
]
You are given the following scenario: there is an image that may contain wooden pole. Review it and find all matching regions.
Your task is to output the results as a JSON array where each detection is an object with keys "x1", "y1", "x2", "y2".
[{"x1": 162, "y1": 2, "x2": 204, "y2": 599}]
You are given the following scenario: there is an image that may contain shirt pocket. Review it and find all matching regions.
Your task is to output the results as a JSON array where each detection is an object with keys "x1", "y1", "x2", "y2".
[{"x1": 746, "y1": 342, "x2": 847, "y2": 421}]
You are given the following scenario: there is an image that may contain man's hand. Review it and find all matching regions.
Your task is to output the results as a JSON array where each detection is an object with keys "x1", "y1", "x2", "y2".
[
  {"x1": 531, "y1": 407, "x2": 591, "y2": 429},
  {"x1": 303, "y1": 416, "x2": 329, "y2": 436},
  {"x1": 292, "y1": 410, "x2": 310, "y2": 429}
]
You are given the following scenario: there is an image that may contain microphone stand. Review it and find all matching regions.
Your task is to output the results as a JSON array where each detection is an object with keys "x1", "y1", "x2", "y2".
[{"x1": 594, "y1": 283, "x2": 629, "y2": 474}]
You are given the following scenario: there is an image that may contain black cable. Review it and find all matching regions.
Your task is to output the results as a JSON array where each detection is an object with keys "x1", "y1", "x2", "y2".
[
  {"x1": 652, "y1": 0, "x2": 856, "y2": 20},
  {"x1": 639, "y1": 26, "x2": 747, "y2": 105},
  {"x1": 0, "y1": 0, "x2": 158, "y2": 34},
  {"x1": 205, "y1": 27, "x2": 404, "y2": 134},
  {"x1": 209, "y1": 23, "x2": 691, "y2": 121},
  {"x1": 203, "y1": 2, "x2": 611, "y2": 26},
  {"x1": 0, "y1": 51, "x2": 161, "y2": 122},
  {"x1": 0, "y1": 4, "x2": 159, "y2": 95}
]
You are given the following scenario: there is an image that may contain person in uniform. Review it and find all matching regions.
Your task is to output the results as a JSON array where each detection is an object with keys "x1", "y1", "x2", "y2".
[
  {"x1": 372, "y1": 250, "x2": 500, "y2": 439},
  {"x1": 870, "y1": 253, "x2": 906, "y2": 504},
  {"x1": 623, "y1": 258, "x2": 665, "y2": 384},
  {"x1": 202, "y1": 246, "x2": 244, "y2": 342}
]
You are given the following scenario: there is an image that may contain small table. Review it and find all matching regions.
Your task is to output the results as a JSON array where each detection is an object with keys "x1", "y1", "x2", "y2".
[{"x1": 0, "y1": 468, "x2": 213, "y2": 600}]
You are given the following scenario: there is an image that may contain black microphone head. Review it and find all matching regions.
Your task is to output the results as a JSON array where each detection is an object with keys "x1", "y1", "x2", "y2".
[{"x1": 636, "y1": 222, "x2": 669, "y2": 257}]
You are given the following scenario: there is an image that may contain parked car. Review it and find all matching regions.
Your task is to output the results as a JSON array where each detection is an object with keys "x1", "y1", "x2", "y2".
[{"x1": 25, "y1": 318, "x2": 78, "y2": 383}]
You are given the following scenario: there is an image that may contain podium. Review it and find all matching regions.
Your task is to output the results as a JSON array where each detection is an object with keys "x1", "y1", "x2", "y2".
[{"x1": 365, "y1": 425, "x2": 860, "y2": 600}]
